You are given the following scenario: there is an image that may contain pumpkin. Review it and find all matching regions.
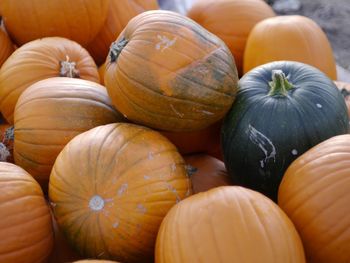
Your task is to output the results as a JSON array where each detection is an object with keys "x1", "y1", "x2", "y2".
[
  {"x1": 278, "y1": 134, "x2": 350, "y2": 263},
  {"x1": 99, "y1": 63, "x2": 106, "y2": 85},
  {"x1": 14, "y1": 77, "x2": 124, "y2": 190},
  {"x1": 335, "y1": 81, "x2": 350, "y2": 117},
  {"x1": 0, "y1": 37, "x2": 100, "y2": 124},
  {"x1": 187, "y1": 0, "x2": 275, "y2": 76},
  {"x1": 221, "y1": 61, "x2": 349, "y2": 201},
  {"x1": 155, "y1": 186, "x2": 305, "y2": 263},
  {"x1": 0, "y1": 27, "x2": 14, "y2": 67},
  {"x1": 184, "y1": 154, "x2": 230, "y2": 193},
  {"x1": 73, "y1": 261, "x2": 119, "y2": 263},
  {"x1": 0, "y1": 123, "x2": 13, "y2": 162},
  {"x1": 0, "y1": 162, "x2": 54, "y2": 263},
  {"x1": 104, "y1": 10, "x2": 238, "y2": 132},
  {"x1": 49, "y1": 123, "x2": 192, "y2": 263},
  {"x1": 243, "y1": 15, "x2": 337, "y2": 79},
  {"x1": 87, "y1": 0, "x2": 159, "y2": 65},
  {"x1": 0, "y1": 0, "x2": 110, "y2": 46}
]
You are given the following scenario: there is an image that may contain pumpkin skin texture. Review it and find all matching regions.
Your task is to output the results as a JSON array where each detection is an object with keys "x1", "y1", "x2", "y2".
[
  {"x1": 87, "y1": 0, "x2": 159, "y2": 66},
  {"x1": 105, "y1": 10, "x2": 238, "y2": 132},
  {"x1": 187, "y1": 0, "x2": 275, "y2": 76},
  {"x1": 0, "y1": 37, "x2": 100, "y2": 124},
  {"x1": 243, "y1": 15, "x2": 337, "y2": 79},
  {"x1": 0, "y1": 27, "x2": 14, "y2": 67},
  {"x1": 221, "y1": 61, "x2": 349, "y2": 201},
  {"x1": 99, "y1": 63, "x2": 106, "y2": 85},
  {"x1": 49, "y1": 123, "x2": 192, "y2": 263},
  {"x1": 335, "y1": 81, "x2": 350, "y2": 117},
  {"x1": 14, "y1": 77, "x2": 124, "y2": 190},
  {"x1": 0, "y1": 0, "x2": 110, "y2": 46},
  {"x1": 0, "y1": 162, "x2": 54, "y2": 263},
  {"x1": 184, "y1": 154, "x2": 230, "y2": 193},
  {"x1": 155, "y1": 186, "x2": 305, "y2": 263},
  {"x1": 278, "y1": 135, "x2": 350, "y2": 263}
]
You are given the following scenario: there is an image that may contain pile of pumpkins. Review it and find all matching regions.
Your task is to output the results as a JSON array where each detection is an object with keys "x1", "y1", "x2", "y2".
[{"x1": 0, "y1": 0, "x2": 349, "y2": 263}]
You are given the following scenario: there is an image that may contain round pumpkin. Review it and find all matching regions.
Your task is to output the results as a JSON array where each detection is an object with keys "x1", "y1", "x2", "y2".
[
  {"x1": 49, "y1": 123, "x2": 192, "y2": 263},
  {"x1": 155, "y1": 186, "x2": 305, "y2": 263},
  {"x1": 87, "y1": 0, "x2": 159, "y2": 65},
  {"x1": 187, "y1": 0, "x2": 275, "y2": 76},
  {"x1": 184, "y1": 154, "x2": 230, "y2": 193},
  {"x1": 14, "y1": 77, "x2": 124, "y2": 189},
  {"x1": 243, "y1": 15, "x2": 337, "y2": 79},
  {"x1": 335, "y1": 81, "x2": 350, "y2": 118},
  {"x1": 222, "y1": 61, "x2": 349, "y2": 201},
  {"x1": 278, "y1": 134, "x2": 350, "y2": 263},
  {"x1": 0, "y1": 0, "x2": 110, "y2": 46},
  {"x1": 0, "y1": 27, "x2": 14, "y2": 67},
  {"x1": 0, "y1": 162, "x2": 54, "y2": 263},
  {"x1": 0, "y1": 123, "x2": 13, "y2": 162},
  {"x1": 105, "y1": 10, "x2": 238, "y2": 132},
  {"x1": 0, "y1": 37, "x2": 100, "y2": 124}
]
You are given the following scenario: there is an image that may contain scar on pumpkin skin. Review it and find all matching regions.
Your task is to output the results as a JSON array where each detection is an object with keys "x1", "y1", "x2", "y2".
[
  {"x1": 117, "y1": 183, "x2": 128, "y2": 197},
  {"x1": 155, "y1": 35, "x2": 177, "y2": 52}
]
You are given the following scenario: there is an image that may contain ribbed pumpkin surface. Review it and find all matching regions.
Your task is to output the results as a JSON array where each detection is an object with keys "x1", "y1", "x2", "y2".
[
  {"x1": 0, "y1": 37, "x2": 99, "y2": 124},
  {"x1": 49, "y1": 123, "x2": 192, "y2": 263},
  {"x1": 0, "y1": 162, "x2": 53, "y2": 263},
  {"x1": 156, "y1": 186, "x2": 305, "y2": 263},
  {"x1": 278, "y1": 134, "x2": 350, "y2": 263},
  {"x1": 105, "y1": 10, "x2": 238, "y2": 132},
  {"x1": 0, "y1": 28, "x2": 14, "y2": 67},
  {"x1": 0, "y1": 0, "x2": 110, "y2": 46},
  {"x1": 14, "y1": 77, "x2": 124, "y2": 188}
]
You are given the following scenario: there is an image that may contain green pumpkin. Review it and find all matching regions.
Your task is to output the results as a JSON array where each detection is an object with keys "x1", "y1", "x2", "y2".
[{"x1": 221, "y1": 61, "x2": 349, "y2": 201}]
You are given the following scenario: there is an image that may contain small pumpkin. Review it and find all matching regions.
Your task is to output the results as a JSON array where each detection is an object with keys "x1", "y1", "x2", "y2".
[
  {"x1": 0, "y1": 37, "x2": 100, "y2": 124},
  {"x1": 14, "y1": 77, "x2": 124, "y2": 189},
  {"x1": 155, "y1": 186, "x2": 305, "y2": 263},
  {"x1": 187, "y1": 0, "x2": 275, "y2": 76},
  {"x1": 0, "y1": 162, "x2": 54, "y2": 263},
  {"x1": 278, "y1": 134, "x2": 350, "y2": 263},
  {"x1": 184, "y1": 154, "x2": 230, "y2": 193},
  {"x1": 243, "y1": 15, "x2": 337, "y2": 79},
  {"x1": 105, "y1": 10, "x2": 238, "y2": 132},
  {"x1": 0, "y1": 27, "x2": 14, "y2": 67},
  {"x1": 335, "y1": 81, "x2": 350, "y2": 117},
  {"x1": 222, "y1": 61, "x2": 349, "y2": 201},
  {"x1": 0, "y1": 0, "x2": 110, "y2": 46},
  {"x1": 49, "y1": 123, "x2": 192, "y2": 263},
  {"x1": 0, "y1": 123, "x2": 13, "y2": 162},
  {"x1": 87, "y1": 0, "x2": 159, "y2": 65}
]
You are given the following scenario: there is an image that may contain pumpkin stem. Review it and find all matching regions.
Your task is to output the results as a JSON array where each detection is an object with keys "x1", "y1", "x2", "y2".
[
  {"x1": 60, "y1": 55, "x2": 80, "y2": 78},
  {"x1": 185, "y1": 165, "x2": 198, "y2": 177},
  {"x1": 268, "y1": 70, "x2": 293, "y2": 96},
  {"x1": 340, "y1": 88, "x2": 350, "y2": 98},
  {"x1": 110, "y1": 37, "x2": 129, "y2": 63}
]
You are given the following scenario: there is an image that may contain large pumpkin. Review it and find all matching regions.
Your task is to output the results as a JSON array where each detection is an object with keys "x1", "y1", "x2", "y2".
[
  {"x1": 243, "y1": 15, "x2": 337, "y2": 79},
  {"x1": 0, "y1": 27, "x2": 14, "y2": 67},
  {"x1": 187, "y1": 0, "x2": 275, "y2": 76},
  {"x1": 155, "y1": 186, "x2": 305, "y2": 263},
  {"x1": 0, "y1": 0, "x2": 110, "y2": 46},
  {"x1": 0, "y1": 37, "x2": 100, "y2": 124},
  {"x1": 278, "y1": 134, "x2": 350, "y2": 263},
  {"x1": 184, "y1": 154, "x2": 230, "y2": 193},
  {"x1": 14, "y1": 77, "x2": 124, "y2": 189},
  {"x1": 222, "y1": 61, "x2": 349, "y2": 201},
  {"x1": 0, "y1": 162, "x2": 54, "y2": 263},
  {"x1": 87, "y1": 0, "x2": 159, "y2": 65},
  {"x1": 105, "y1": 10, "x2": 238, "y2": 132},
  {"x1": 49, "y1": 123, "x2": 192, "y2": 263},
  {"x1": 335, "y1": 81, "x2": 350, "y2": 117}
]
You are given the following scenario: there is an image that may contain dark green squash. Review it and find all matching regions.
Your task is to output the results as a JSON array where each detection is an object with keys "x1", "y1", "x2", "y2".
[{"x1": 221, "y1": 61, "x2": 349, "y2": 201}]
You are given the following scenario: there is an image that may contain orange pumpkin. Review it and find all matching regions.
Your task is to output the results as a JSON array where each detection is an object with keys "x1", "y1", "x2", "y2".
[
  {"x1": 184, "y1": 154, "x2": 230, "y2": 193},
  {"x1": 105, "y1": 10, "x2": 238, "y2": 132},
  {"x1": 156, "y1": 186, "x2": 305, "y2": 263},
  {"x1": 278, "y1": 134, "x2": 350, "y2": 263},
  {"x1": 99, "y1": 63, "x2": 106, "y2": 85},
  {"x1": 0, "y1": 27, "x2": 14, "y2": 67},
  {"x1": 0, "y1": 162, "x2": 54, "y2": 263},
  {"x1": 0, "y1": 37, "x2": 100, "y2": 124},
  {"x1": 0, "y1": 123, "x2": 13, "y2": 163},
  {"x1": 14, "y1": 77, "x2": 124, "y2": 189},
  {"x1": 187, "y1": 0, "x2": 275, "y2": 76},
  {"x1": 87, "y1": 0, "x2": 159, "y2": 65},
  {"x1": 49, "y1": 123, "x2": 192, "y2": 263},
  {"x1": 335, "y1": 81, "x2": 350, "y2": 117},
  {"x1": 243, "y1": 15, "x2": 337, "y2": 79},
  {"x1": 0, "y1": 0, "x2": 110, "y2": 46},
  {"x1": 73, "y1": 260, "x2": 120, "y2": 263}
]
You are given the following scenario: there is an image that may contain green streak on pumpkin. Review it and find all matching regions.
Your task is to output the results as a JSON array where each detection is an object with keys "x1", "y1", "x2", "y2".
[
  {"x1": 268, "y1": 70, "x2": 294, "y2": 96},
  {"x1": 109, "y1": 37, "x2": 129, "y2": 63}
]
